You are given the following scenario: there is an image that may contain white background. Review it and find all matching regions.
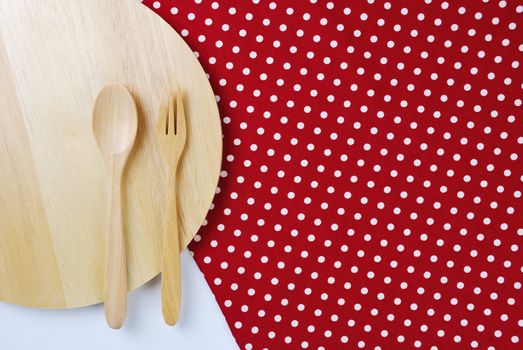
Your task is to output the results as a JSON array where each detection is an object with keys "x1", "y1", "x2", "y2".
[{"x1": 0, "y1": 251, "x2": 239, "y2": 350}]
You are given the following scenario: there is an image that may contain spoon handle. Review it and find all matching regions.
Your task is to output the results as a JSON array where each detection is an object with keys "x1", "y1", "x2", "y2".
[
  {"x1": 104, "y1": 165, "x2": 127, "y2": 329},
  {"x1": 161, "y1": 168, "x2": 181, "y2": 326}
]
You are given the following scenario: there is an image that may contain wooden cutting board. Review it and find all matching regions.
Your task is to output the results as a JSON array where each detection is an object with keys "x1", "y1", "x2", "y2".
[{"x1": 0, "y1": 0, "x2": 222, "y2": 308}]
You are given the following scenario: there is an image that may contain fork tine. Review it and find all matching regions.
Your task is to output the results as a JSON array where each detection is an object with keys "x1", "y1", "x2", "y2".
[
  {"x1": 176, "y1": 86, "x2": 186, "y2": 138},
  {"x1": 168, "y1": 90, "x2": 176, "y2": 135},
  {"x1": 156, "y1": 91, "x2": 169, "y2": 136}
]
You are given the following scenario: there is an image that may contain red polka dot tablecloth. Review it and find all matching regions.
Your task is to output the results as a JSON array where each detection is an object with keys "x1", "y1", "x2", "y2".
[{"x1": 144, "y1": 0, "x2": 522, "y2": 349}]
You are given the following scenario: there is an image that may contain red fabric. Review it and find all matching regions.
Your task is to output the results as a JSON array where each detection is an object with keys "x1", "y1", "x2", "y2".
[{"x1": 144, "y1": 1, "x2": 522, "y2": 349}]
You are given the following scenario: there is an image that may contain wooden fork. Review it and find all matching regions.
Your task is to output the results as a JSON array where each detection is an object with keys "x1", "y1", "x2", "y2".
[{"x1": 156, "y1": 87, "x2": 187, "y2": 326}]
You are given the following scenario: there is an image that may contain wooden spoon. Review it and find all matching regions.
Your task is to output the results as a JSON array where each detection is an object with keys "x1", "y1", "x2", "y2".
[{"x1": 92, "y1": 83, "x2": 138, "y2": 329}]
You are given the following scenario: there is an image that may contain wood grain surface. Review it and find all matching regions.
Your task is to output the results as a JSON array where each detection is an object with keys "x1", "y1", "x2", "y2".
[{"x1": 0, "y1": 0, "x2": 222, "y2": 308}]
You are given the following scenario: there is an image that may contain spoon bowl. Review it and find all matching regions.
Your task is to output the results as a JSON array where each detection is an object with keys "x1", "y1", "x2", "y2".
[{"x1": 93, "y1": 83, "x2": 138, "y2": 156}]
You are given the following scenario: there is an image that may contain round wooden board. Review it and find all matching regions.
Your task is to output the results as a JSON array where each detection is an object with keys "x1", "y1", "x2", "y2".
[{"x1": 0, "y1": 0, "x2": 222, "y2": 308}]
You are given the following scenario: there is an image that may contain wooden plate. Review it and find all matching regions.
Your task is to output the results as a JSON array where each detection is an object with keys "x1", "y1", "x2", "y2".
[{"x1": 0, "y1": 0, "x2": 222, "y2": 308}]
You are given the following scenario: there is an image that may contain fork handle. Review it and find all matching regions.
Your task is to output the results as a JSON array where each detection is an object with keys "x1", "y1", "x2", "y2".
[{"x1": 161, "y1": 167, "x2": 181, "y2": 326}]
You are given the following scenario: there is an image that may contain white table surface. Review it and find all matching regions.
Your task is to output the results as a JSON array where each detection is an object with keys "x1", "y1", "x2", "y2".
[{"x1": 0, "y1": 250, "x2": 239, "y2": 350}]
